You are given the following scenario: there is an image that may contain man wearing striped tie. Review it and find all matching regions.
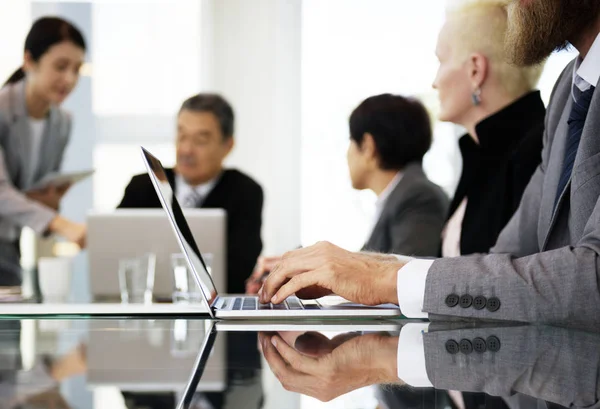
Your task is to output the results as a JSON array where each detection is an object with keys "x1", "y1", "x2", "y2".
[{"x1": 119, "y1": 94, "x2": 264, "y2": 296}]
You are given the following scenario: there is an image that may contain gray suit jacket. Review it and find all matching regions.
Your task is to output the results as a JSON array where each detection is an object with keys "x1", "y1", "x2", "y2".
[
  {"x1": 362, "y1": 163, "x2": 448, "y2": 257},
  {"x1": 423, "y1": 325, "x2": 600, "y2": 409},
  {"x1": 423, "y1": 58, "x2": 600, "y2": 327},
  {"x1": 0, "y1": 80, "x2": 70, "y2": 241}
]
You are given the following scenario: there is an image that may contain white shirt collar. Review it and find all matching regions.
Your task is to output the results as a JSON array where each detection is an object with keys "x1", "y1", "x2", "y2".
[
  {"x1": 573, "y1": 31, "x2": 600, "y2": 93},
  {"x1": 175, "y1": 172, "x2": 220, "y2": 207},
  {"x1": 365, "y1": 171, "x2": 404, "y2": 243},
  {"x1": 374, "y1": 171, "x2": 403, "y2": 216}
]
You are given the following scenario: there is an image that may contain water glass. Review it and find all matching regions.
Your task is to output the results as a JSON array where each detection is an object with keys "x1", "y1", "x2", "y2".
[
  {"x1": 172, "y1": 253, "x2": 212, "y2": 304},
  {"x1": 118, "y1": 253, "x2": 156, "y2": 304},
  {"x1": 170, "y1": 319, "x2": 206, "y2": 357},
  {"x1": 38, "y1": 257, "x2": 73, "y2": 303}
]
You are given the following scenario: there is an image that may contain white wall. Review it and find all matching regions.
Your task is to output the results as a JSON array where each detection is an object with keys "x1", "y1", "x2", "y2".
[{"x1": 207, "y1": 0, "x2": 302, "y2": 256}]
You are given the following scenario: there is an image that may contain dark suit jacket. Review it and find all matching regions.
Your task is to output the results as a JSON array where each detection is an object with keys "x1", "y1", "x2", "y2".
[
  {"x1": 118, "y1": 168, "x2": 263, "y2": 294},
  {"x1": 446, "y1": 90, "x2": 546, "y2": 255},
  {"x1": 362, "y1": 162, "x2": 448, "y2": 256}
]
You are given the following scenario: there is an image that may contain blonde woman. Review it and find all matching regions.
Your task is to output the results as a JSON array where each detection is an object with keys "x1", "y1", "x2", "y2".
[{"x1": 434, "y1": 0, "x2": 545, "y2": 258}]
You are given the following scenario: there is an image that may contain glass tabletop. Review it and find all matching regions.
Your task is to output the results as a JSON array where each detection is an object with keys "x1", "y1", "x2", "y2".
[{"x1": 0, "y1": 317, "x2": 596, "y2": 409}]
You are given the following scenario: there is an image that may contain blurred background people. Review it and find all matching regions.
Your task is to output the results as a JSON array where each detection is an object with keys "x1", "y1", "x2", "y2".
[
  {"x1": 350, "y1": 94, "x2": 448, "y2": 256},
  {"x1": 0, "y1": 17, "x2": 87, "y2": 286},
  {"x1": 118, "y1": 93, "x2": 263, "y2": 296}
]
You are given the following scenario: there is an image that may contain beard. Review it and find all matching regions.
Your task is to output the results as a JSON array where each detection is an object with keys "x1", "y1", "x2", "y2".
[{"x1": 505, "y1": 0, "x2": 600, "y2": 66}]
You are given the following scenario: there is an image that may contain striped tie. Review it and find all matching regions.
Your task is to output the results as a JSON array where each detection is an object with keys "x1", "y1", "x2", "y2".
[
  {"x1": 553, "y1": 85, "x2": 595, "y2": 211},
  {"x1": 182, "y1": 190, "x2": 202, "y2": 208}
]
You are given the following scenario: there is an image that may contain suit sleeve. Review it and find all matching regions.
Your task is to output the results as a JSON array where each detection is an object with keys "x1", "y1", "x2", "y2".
[
  {"x1": 0, "y1": 115, "x2": 56, "y2": 234},
  {"x1": 226, "y1": 182, "x2": 263, "y2": 294},
  {"x1": 388, "y1": 188, "x2": 448, "y2": 257},
  {"x1": 424, "y1": 228, "x2": 600, "y2": 326}
]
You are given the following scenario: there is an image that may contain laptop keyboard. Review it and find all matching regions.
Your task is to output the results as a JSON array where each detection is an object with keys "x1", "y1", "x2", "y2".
[{"x1": 229, "y1": 296, "x2": 321, "y2": 311}]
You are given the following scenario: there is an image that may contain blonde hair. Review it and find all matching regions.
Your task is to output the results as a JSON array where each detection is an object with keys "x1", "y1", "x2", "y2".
[{"x1": 446, "y1": 0, "x2": 544, "y2": 98}]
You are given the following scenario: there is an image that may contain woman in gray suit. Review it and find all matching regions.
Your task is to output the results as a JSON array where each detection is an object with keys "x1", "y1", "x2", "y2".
[{"x1": 0, "y1": 17, "x2": 87, "y2": 285}]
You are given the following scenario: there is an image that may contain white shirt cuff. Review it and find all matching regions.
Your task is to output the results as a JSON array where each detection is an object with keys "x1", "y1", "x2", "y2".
[
  {"x1": 394, "y1": 254, "x2": 414, "y2": 264},
  {"x1": 397, "y1": 259, "x2": 433, "y2": 318},
  {"x1": 397, "y1": 323, "x2": 432, "y2": 387}
]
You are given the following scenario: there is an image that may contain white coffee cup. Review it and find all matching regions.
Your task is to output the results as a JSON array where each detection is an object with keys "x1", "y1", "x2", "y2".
[{"x1": 38, "y1": 257, "x2": 73, "y2": 303}]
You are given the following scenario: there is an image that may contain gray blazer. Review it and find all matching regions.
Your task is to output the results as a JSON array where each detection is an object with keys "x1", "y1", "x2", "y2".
[
  {"x1": 423, "y1": 58, "x2": 600, "y2": 327},
  {"x1": 0, "y1": 79, "x2": 70, "y2": 241},
  {"x1": 362, "y1": 163, "x2": 448, "y2": 257},
  {"x1": 423, "y1": 325, "x2": 600, "y2": 409}
]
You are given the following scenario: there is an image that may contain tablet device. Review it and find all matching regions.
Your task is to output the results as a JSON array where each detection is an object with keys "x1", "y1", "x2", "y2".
[{"x1": 27, "y1": 170, "x2": 94, "y2": 192}]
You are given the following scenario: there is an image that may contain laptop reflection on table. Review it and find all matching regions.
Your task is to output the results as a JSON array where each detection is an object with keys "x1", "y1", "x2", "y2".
[{"x1": 176, "y1": 321, "x2": 402, "y2": 409}]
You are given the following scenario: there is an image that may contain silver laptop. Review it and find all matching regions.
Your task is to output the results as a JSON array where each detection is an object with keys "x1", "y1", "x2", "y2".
[
  {"x1": 141, "y1": 146, "x2": 402, "y2": 319},
  {"x1": 87, "y1": 209, "x2": 226, "y2": 301}
]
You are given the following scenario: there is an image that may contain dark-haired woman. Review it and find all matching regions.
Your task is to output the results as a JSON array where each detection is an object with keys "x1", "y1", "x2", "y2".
[{"x1": 0, "y1": 17, "x2": 87, "y2": 285}]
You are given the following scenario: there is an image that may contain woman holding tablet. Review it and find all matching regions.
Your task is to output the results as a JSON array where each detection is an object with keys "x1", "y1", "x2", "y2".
[{"x1": 0, "y1": 17, "x2": 87, "y2": 285}]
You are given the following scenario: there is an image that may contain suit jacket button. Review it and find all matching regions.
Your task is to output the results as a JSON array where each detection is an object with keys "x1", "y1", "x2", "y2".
[
  {"x1": 486, "y1": 336, "x2": 501, "y2": 352},
  {"x1": 473, "y1": 337, "x2": 487, "y2": 353},
  {"x1": 459, "y1": 294, "x2": 473, "y2": 308},
  {"x1": 487, "y1": 297, "x2": 501, "y2": 312},
  {"x1": 445, "y1": 339, "x2": 460, "y2": 354},
  {"x1": 473, "y1": 296, "x2": 487, "y2": 310},
  {"x1": 459, "y1": 339, "x2": 473, "y2": 355},
  {"x1": 445, "y1": 294, "x2": 459, "y2": 308}
]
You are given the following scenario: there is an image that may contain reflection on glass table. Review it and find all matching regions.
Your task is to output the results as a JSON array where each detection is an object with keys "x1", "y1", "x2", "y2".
[
  {"x1": 1, "y1": 319, "x2": 599, "y2": 409},
  {"x1": 256, "y1": 323, "x2": 600, "y2": 409},
  {"x1": 87, "y1": 319, "x2": 224, "y2": 392},
  {"x1": 0, "y1": 319, "x2": 232, "y2": 409}
]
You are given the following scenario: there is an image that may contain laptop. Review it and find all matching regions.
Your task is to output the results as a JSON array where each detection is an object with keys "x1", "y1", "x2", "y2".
[
  {"x1": 88, "y1": 209, "x2": 226, "y2": 301},
  {"x1": 141, "y1": 146, "x2": 402, "y2": 319}
]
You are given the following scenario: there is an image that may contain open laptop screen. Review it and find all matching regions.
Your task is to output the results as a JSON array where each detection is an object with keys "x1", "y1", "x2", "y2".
[{"x1": 140, "y1": 147, "x2": 218, "y2": 307}]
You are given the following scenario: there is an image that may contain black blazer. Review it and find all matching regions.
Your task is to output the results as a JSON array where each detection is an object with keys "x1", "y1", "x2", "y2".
[
  {"x1": 118, "y1": 168, "x2": 263, "y2": 294},
  {"x1": 362, "y1": 163, "x2": 448, "y2": 256},
  {"x1": 446, "y1": 90, "x2": 546, "y2": 256}
]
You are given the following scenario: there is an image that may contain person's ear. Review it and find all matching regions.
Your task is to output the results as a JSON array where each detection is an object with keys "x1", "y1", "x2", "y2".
[
  {"x1": 223, "y1": 137, "x2": 235, "y2": 156},
  {"x1": 467, "y1": 52, "x2": 489, "y2": 93},
  {"x1": 23, "y1": 51, "x2": 36, "y2": 73},
  {"x1": 362, "y1": 133, "x2": 379, "y2": 165}
]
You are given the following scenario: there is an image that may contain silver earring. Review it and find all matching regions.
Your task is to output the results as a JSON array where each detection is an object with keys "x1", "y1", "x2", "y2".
[{"x1": 472, "y1": 88, "x2": 482, "y2": 106}]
